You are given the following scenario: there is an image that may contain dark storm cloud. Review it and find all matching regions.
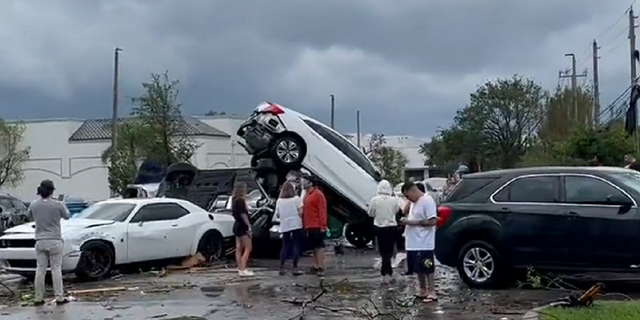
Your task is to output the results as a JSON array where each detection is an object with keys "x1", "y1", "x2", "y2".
[{"x1": 0, "y1": 0, "x2": 634, "y2": 136}]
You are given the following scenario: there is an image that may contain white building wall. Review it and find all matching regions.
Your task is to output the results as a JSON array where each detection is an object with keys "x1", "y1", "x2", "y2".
[
  {"x1": 2, "y1": 119, "x2": 111, "y2": 202},
  {"x1": 195, "y1": 115, "x2": 251, "y2": 168},
  {"x1": 2, "y1": 116, "x2": 252, "y2": 202}
]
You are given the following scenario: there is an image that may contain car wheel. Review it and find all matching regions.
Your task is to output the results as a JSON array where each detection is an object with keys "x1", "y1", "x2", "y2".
[
  {"x1": 270, "y1": 135, "x2": 306, "y2": 169},
  {"x1": 344, "y1": 223, "x2": 372, "y2": 249},
  {"x1": 457, "y1": 240, "x2": 503, "y2": 289},
  {"x1": 197, "y1": 231, "x2": 223, "y2": 262},
  {"x1": 75, "y1": 241, "x2": 114, "y2": 281}
]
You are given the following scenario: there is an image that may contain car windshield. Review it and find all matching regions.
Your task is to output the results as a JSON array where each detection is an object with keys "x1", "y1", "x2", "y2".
[
  {"x1": 72, "y1": 202, "x2": 136, "y2": 222},
  {"x1": 611, "y1": 171, "x2": 640, "y2": 193}
]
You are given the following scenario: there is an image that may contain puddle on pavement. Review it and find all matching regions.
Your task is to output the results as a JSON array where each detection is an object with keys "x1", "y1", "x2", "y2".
[{"x1": 0, "y1": 252, "x2": 574, "y2": 320}]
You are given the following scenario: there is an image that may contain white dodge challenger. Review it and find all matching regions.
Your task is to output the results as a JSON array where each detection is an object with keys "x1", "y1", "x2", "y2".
[{"x1": 0, "y1": 198, "x2": 235, "y2": 281}]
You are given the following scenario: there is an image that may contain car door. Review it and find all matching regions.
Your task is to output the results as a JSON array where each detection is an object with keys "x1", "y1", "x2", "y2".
[
  {"x1": 126, "y1": 203, "x2": 190, "y2": 261},
  {"x1": 561, "y1": 174, "x2": 639, "y2": 267},
  {"x1": 301, "y1": 119, "x2": 379, "y2": 211},
  {"x1": 492, "y1": 175, "x2": 571, "y2": 267}
]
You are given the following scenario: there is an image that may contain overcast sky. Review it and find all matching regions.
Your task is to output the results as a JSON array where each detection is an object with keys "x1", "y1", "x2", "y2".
[{"x1": 0, "y1": 0, "x2": 637, "y2": 137}]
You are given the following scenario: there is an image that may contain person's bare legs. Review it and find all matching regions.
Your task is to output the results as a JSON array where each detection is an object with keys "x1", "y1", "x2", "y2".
[
  {"x1": 427, "y1": 273, "x2": 437, "y2": 299},
  {"x1": 241, "y1": 236, "x2": 252, "y2": 270},
  {"x1": 416, "y1": 273, "x2": 428, "y2": 298},
  {"x1": 235, "y1": 237, "x2": 244, "y2": 270}
]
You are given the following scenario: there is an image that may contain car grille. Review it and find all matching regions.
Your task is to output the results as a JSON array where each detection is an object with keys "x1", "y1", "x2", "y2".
[
  {"x1": 7, "y1": 260, "x2": 36, "y2": 268},
  {"x1": 0, "y1": 239, "x2": 36, "y2": 248}
]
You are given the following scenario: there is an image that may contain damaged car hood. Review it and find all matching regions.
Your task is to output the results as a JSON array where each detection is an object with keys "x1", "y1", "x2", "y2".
[{"x1": 3, "y1": 219, "x2": 116, "y2": 237}]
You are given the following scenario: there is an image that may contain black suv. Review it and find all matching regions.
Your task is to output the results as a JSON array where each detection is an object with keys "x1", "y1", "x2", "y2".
[
  {"x1": 0, "y1": 194, "x2": 30, "y2": 232},
  {"x1": 435, "y1": 166, "x2": 640, "y2": 288}
]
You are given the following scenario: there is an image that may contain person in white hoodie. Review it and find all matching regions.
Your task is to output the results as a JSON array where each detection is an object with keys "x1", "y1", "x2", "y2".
[{"x1": 368, "y1": 179, "x2": 402, "y2": 283}]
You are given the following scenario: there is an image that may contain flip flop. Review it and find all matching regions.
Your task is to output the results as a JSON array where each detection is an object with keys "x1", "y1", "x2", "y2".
[
  {"x1": 423, "y1": 296, "x2": 438, "y2": 303},
  {"x1": 414, "y1": 294, "x2": 427, "y2": 299}
]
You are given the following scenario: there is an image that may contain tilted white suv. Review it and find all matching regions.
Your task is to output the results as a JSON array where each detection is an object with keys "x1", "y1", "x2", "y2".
[{"x1": 236, "y1": 102, "x2": 381, "y2": 247}]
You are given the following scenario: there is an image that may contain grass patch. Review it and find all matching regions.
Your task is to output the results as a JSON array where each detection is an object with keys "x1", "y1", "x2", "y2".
[{"x1": 540, "y1": 300, "x2": 640, "y2": 320}]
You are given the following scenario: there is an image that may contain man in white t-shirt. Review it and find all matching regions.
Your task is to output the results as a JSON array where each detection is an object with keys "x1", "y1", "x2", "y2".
[{"x1": 400, "y1": 180, "x2": 438, "y2": 302}]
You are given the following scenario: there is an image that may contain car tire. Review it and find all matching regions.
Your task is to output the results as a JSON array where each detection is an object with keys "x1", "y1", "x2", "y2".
[
  {"x1": 270, "y1": 135, "x2": 306, "y2": 169},
  {"x1": 75, "y1": 241, "x2": 114, "y2": 282},
  {"x1": 344, "y1": 223, "x2": 373, "y2": 249},
  {"x1": 456, "y1": 240, "x2": 503, "y2": 289},
  {"x1": 197, "y1": 231, "x2": 223, "y2": 262}
]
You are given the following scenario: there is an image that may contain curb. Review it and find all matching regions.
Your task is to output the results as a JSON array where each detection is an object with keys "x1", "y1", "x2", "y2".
[{"x1": 522, "y1": 301, "x2": 569, "y2": 320}]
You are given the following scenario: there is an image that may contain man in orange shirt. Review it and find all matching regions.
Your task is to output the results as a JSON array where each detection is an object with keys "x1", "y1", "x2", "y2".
[{"x1": 302, "y1": 176, "x2": 328, "y2": 277}]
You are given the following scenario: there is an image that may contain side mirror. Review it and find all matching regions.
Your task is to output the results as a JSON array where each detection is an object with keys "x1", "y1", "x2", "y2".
[{"x1": 0, "y1": 207, "x2": 3, "y2": 214}]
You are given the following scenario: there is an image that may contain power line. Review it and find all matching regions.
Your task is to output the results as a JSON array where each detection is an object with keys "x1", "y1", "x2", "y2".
[
  {"x1": 596, "y1": 2, "x2": 634, "y2": 40},
  {"x1": 606, "y1": 38, "x2": 628, "y2": 54}
]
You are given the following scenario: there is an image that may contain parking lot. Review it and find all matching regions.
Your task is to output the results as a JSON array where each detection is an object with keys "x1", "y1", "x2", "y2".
[{"x1": 0, "y1": 247, "x2": 568, "y2": 320}]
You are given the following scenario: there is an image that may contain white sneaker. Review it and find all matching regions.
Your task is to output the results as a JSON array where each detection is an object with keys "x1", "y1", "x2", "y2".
[{"x1": 239, "y1": 269, "x2": 255, "y2": 276}]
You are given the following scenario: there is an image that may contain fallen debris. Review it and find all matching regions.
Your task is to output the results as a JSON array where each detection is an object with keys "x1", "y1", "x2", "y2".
[
  {"x1": 561, "y1": 283, "x2": 605, "y2": 307},
  {"x1": 166, "y1": 252, "x2": 207, "y2": 271},
  {"x1": 68, "y1": 286, "x2": 127, "y2": 295}
]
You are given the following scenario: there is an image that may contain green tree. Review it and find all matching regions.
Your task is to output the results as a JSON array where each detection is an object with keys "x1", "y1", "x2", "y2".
[
  {"x1": 540, "y1": 86, "x2": 594, "y2": 143},
  {"x1": 420, "y1": 75, "x2": 547, "y2": 170},
  {"x1": 102, "y1": 123, "x2": 150, "y2": 194},
  {"x1": 365, "y1": 134, "x2": 408, "y2": 184},
  {"x1": 132, "y1": 72, "x2": 200, "y2": 167},
  {"x1": 102, "y1": 72, "x2": 201, "y2": 195},
  {"x1": 0, "y1": 120, "x2": 30, "y2": 188}
]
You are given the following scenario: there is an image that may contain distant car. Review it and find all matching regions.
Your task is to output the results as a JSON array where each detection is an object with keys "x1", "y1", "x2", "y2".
[
  {"x1": 0, "y1": 194, "x2": 30, "y2": 231},
  {"x1": 436, "y1": 166, "x2": 640, "y2": 289},
  {"x1": 236, "y1": 102, "x2": 381, "y2": 247},
  {"x1": 394, "y1": 180, "x2": 443, "y2": 204},
  {"x1": 62, "y1": 196, "x2": 90, "y2": 217},
  {"x1": 0, "y1": 198, "x2": 234, "y2": 281}
]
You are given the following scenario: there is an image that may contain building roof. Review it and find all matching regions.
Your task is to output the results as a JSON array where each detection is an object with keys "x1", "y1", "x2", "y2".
[{"x1": 68, "y1": 116, "x2": 230, "y2": 142}]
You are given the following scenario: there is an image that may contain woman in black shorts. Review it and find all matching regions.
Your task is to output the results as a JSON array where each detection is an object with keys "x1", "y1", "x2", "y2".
[{"x1": 232, "y1": 182, "x2": 254, "y2": 276}]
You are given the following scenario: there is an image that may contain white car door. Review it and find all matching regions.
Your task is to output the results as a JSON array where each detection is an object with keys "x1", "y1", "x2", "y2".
[
  {"x1": 126, "y1": 203, "x2": 191, "y2": 262},
  {"x1": 297, "y1": 118, "x2": 379, "y2": 210}
]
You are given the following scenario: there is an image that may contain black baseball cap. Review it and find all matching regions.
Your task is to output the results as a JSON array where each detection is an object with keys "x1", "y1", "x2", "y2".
[{"x1": 39, "y1": 179, "x2": 55, "y2": 191}]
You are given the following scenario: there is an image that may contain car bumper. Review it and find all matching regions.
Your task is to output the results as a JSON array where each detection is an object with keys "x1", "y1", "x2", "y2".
[
  {"x1": 434, "y1": 233, "x2": 456, "y2": 267},
  {"x1": 0, "y1": 243, "x2": 82, "y2": 276}
]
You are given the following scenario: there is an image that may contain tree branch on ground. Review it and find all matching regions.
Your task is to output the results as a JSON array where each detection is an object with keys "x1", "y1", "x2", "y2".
[{"x1": 283, "y1": 279, "x2": 408, "y2": 320}]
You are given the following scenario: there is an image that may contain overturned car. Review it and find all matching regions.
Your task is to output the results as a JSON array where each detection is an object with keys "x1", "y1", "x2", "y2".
[{"x1": 236, "y1": 102, "x2": 381, "y2": 248}]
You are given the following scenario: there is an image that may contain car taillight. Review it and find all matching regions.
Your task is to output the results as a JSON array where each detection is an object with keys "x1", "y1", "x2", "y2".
[
  {"x1": 436, "y1": 205, "x2": 452, "y2": 228},
  {"x1": 263, "y1": 102, "x2": 285, "y2": 114}
]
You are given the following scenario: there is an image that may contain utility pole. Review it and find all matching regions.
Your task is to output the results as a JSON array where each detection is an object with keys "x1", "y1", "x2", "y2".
[
  {"x1": 592, "y1": 39, "x2": 601, "y2": 126},
  {"x1": 330, "y1": 94, "x2": 335, "y2": 129},
  {"x1": 629, "y1": 6, "x2": 639, "y2": 155},
  {"x1": 111, "y1": 48, "x2": 122, "y2": 161},
  {"x1": 356, "y1": 110, "x2": 361, "y2": 148},
  {"x1": 630, "y1": 7, "x2": 637, "y2": 85},
  {"x1": 110, "y1": 47, "x2": 122, "y2": 197},
  {"x1": 559, "y1": 54, "x2": 587, "y2": 121}
]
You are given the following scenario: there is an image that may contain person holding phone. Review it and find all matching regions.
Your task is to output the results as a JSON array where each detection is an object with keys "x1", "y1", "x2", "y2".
[
  {"x1": 27, "y1": 180, "x2": 70, "y2": 306},
  {"x1": 400, "y1": 180, "x2": 438, "y2": 303}
]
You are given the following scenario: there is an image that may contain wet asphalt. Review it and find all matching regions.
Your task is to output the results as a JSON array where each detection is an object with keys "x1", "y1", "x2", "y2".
[{"x1": 0, "y1": 249, "x2": 571, "y2": 320}]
